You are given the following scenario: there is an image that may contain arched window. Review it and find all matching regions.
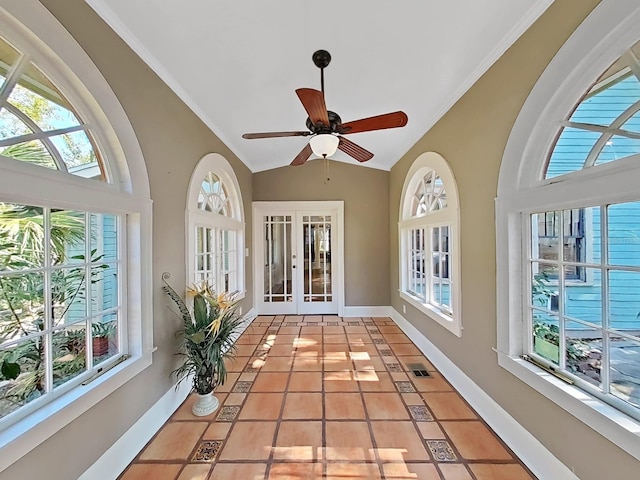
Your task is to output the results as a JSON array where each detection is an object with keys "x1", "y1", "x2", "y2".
[
  {"x1": 497, "y1": 2, "x2": 640, "y2": 459},
  {"x1": 187, "y1": 154, "x2": 244, "y2": 296},
  {"x1": 0, "y1": 1, "x2": 151, "y2": 468},
  {"x1": 399, "y1": 152, "x2": 461, "y2": 336}
]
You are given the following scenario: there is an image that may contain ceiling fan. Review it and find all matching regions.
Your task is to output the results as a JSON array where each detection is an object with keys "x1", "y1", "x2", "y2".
[{"x1": 242, "y1": 50, "x2": 408, "y2": 166}]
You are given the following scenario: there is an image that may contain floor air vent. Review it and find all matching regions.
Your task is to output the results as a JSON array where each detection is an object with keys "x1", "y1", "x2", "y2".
[{"x1": 407, "y1": 363, "x2": 430, "y2": 377}]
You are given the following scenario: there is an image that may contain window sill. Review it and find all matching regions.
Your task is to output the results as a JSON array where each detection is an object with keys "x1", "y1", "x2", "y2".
[
  {"x1": 0, "y1": 351, "x2": 152, "y2": 472},
  {"x1": 496, "y1": 352, "x2": 640, "y2": 461},
  {"x1": 399, "y1": 291, "x2": 461, "y2": 337}
]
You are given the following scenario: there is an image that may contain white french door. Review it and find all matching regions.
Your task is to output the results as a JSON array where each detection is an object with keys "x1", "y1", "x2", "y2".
[{"x1": 253, "y1": 201, "x2": 344, "y2": 315}]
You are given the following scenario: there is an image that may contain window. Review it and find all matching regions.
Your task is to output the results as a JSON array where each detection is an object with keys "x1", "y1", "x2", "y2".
[
  {"x1": 0, "y1": 2, "x2": 151, "y2": 470},
  {"x1": 399, "y1": 152, "x2": 461, "y2": 336},
  {"x1": 187, "y1": 154, "x2": 244, "y2": 296},
  {"x1": 497, "y1": 1, "x2": 640, "y2": 461}
]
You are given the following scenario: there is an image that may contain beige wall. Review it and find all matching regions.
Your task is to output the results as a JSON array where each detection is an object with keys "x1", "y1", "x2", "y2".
[
  {"x1": 390, "y1": 1, "x2": 640, "y2": 479},
  {"x1": 253, "y1": 159, "x2": 390, "y2": 306},
  {"x1": 2, "y1": 1, "x2": 253, "y2": 479}
]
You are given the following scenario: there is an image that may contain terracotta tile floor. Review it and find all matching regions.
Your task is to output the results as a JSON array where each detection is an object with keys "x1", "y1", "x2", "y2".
[{"x1": 119, "y1": 316, "x2": 537, "y2": 480}]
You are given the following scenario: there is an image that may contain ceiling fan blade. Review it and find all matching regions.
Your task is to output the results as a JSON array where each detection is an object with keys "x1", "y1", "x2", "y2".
[
  {"x1": 338, "y1": 111, "x2": 408, "y2": 135},
  {"x1": 290, "y1": 143, "x2": 313, "y2": 166},
  {"x1": 296, "y1": 88, "x2": 330, "y2": 126},
  {"x1": 338, "y1": 136, "x2": 374, "y2": 163},
  {"x1": 242, "y1": 131, "x2": 311, "y2": 139}
]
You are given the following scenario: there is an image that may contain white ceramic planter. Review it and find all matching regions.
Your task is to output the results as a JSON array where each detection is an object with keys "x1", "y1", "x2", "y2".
[{"x1": 192, "y1": 392, "x2": 220, "y2": 416}]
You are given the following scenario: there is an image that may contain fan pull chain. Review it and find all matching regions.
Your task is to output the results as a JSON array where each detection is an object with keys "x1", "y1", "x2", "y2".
[{"x1": 324, "y1": 156, "x2": 330, "y2": 183}]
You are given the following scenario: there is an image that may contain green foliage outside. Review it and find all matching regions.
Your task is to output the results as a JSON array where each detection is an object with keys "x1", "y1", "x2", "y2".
[
  {"x1": 531, "y1": 272, "x2": 591, "y2": 370},
  {"x1": 0, "y1": 203, "x2": 112, "y2": 418}
]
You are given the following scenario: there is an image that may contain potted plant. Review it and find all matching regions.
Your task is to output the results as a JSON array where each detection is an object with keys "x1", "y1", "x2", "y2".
[
  {"x1": 162, "y1": 274, "x2": 243, "y2": 416},
  {"x1": 92, "y1": 321, "x2": 116, "y2": 357}
]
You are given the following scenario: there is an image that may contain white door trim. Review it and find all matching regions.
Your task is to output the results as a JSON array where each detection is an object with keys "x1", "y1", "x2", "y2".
[{"x1": 253, "y1": 201, "x2": 345, "y2": 316}]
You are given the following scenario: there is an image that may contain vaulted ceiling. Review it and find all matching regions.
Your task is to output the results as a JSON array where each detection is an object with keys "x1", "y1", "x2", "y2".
[{"x1": 86, "y1": 1, "x2": 553, "y2": 172}]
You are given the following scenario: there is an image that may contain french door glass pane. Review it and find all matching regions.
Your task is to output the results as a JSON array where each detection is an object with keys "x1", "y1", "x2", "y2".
[
  {"x1": 263, "y1": 216, "x2": 292, "y2": 303},
  {"x1": 302, "y1": 215, "x2": 332, "y2": 303}
]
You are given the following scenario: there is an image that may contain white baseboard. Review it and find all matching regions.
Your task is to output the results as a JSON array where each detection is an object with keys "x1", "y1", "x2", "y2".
[
  {"x1": 78, "y1": 379, "x2": 191, "y2": 480},
  {"x1": 341, "y1": 305, "x2": 393, "y2": 317},
  {"x1": 389, "y1": 309, "x2": 578, "y2": 480},
  {"x1": 79, "y1": 309, "x2": 258, "y2": 480}
]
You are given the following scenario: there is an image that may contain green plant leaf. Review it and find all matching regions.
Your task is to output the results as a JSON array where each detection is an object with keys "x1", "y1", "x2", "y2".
[
  {"x1": 188, "y1": 331, "x2": 206, "y2": 345},
  {"x1": 1, "y1": 360, "x2": 21, "y2": 380}
]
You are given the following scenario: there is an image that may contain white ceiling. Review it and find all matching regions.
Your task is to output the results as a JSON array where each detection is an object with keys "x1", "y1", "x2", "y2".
[{"x1": 85, "y1": 1, "x2": 553, "y2": 172}]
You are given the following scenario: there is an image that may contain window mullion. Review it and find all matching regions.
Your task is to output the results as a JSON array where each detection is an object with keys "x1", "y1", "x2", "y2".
[
  {"x1": 600, "y1": 205, "x2": 610, "y2": 393},
  {"x1": 558, "y1": 210, "x2": 567, "y2": 371},
  {"x1": 43, "y1": 207, "x2": 53, "y2": 395},
  {"x1": 85, "y1": 212, "x2": 94, "y2": 368},
  {"x1": 0, "y1": 52, "x2": 28, "y2": 105}
]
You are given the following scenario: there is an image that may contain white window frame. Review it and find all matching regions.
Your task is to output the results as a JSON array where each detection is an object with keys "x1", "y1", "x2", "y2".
[
  {"x1": 399, "y1": 152, "x2": 461, "y2": 336},
  {"x1": 0, "y1": 1, "x2": 153, "y2": 471},
  {"x1": 497, "y1": 0, "x2": 640, "y2": 462},
  {"x1": 186, "y1": 153, "x2": 245, "y2": 298}
]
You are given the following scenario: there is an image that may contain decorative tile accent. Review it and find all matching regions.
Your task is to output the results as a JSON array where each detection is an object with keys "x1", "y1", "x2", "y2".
[
  {"x1": 192, "y1": 440, "x2": 222, "y2": 461},
  {"x1": 267, "y1": 329, "x2": 278, "y2": 334},
  {"x1": 379, "y1": 349, "x2": 393, "y2": 356},
  {"x1": 426, "y1": 440, "x2": 457, "y2": 461},
  {"x1": 386, "y1": 363, "x2": 403, "y2": 372},
  {"x1": 348, "y1": 321, "x2": 361, "y2": 326},
  {"x1": 395, "y1": 381, "x2": 416, "y2": 393},
  {"x1": 364, "y1": 321, "x2": 375, "y2": 326},
  {"x1": 327, "y1": 322, "x2": 339, "y2": 326},
  {"x1": 254, "y1": 349, "x2": 269, "y2": 357},
  {"x1": 409, "y1": 405, "x2": 434, "y2": 421},
  {"x1": 216, "y1": 406, "x2": 240, "y2": 421},
  {"x1": 285, "y1": 322, "x2": 298, "y2": 327},
  {"x1": 307, "y1": 322, "x2": 318, "y2": 325},
  {"x1": 367, "y1": 328, "x2": 379, "y2": 333},
  {"x1": 373, "y1": 338, "x2": 385, "y2": 344},
  {"x1": 245, "y1": 365, "x2": 260, "y2": 373},
  {"x1": 232, "y1": 381, "x2": 252, "y2": 393}
]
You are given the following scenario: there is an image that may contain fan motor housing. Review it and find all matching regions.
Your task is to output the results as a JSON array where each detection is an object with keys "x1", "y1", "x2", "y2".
[{"x1": 307, "y1": 111, "x2": 342, "y2": 134}]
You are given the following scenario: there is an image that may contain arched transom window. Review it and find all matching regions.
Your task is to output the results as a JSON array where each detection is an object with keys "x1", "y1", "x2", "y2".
[
  {"x1": 198, "y1": 172, "x2": 230, "y2": 215},
  {"x1": 412, "y1": 169, "x2": 447, "y2": 215},
  {"x1": 0, "y1": 37, "x2": 107, "y2": 181},
  {"x1": 546, "y1": 41, "x2": 640, "y2": 179},
  {"x1": 399, "y1": 152, "x2": 461, "y2": 336}
]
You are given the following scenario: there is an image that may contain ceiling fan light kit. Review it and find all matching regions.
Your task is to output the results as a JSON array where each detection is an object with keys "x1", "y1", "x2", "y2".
[
  {"x1": 309, "y1": 134, "x2": 339, "y2": 158},
  {"x1": 242, "y1": 49, "x2": 408, "y2": 166}
]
